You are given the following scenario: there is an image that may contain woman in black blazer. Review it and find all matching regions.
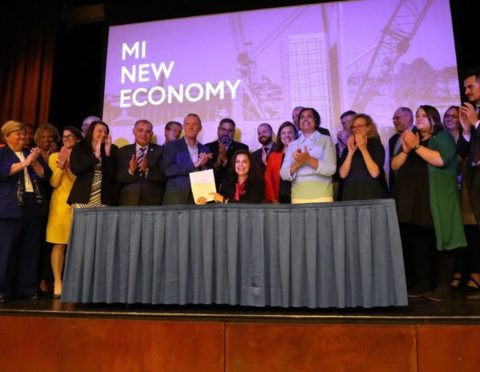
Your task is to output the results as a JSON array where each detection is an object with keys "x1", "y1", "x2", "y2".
[
  {"x1": 198, "y1": 149, "x2": 264, "y2": 204},
  {"x1": 67, "y1": 120, "x2": 117, "y2": 207}
]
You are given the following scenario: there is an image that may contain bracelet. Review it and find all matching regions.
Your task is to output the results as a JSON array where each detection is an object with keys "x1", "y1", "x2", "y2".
[{"x1": 414, "y1": 144, "x2": 421, "y2": 151}]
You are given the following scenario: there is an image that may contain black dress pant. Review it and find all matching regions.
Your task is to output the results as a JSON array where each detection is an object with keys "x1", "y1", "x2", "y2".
[{"x1": 0, "y1": 195, "x2": 42, "y2": 297}]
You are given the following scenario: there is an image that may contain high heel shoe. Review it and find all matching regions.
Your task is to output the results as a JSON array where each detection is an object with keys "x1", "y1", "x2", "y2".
[
  {"x1": 450, "y1": 275, "x2": 462, "y2": 289},
  {"x1": 465, "y1": 277, "x2": 480, "y2": 300},
  {"x1": 53, "y1": 282, "x2": 62, "y2": 299}
]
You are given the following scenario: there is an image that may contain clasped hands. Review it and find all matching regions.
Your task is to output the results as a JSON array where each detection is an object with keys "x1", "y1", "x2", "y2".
[
  {"x1": 56, "y1": 146, "x2": 71, "y2": 170},
  {"x1": 401, "y1": 131, "x2": 420, "y2": 153},
  {"x1": 129, "y1": 153, "x2": 149, "y2": 174},
  {"x1": 293, "y1": 146, "x2": 311, "y2": 165},
  {"x1": 459, "y1": 102, "x2": 478, "y2": 134},
  {"x1": 346, "y1": 134, "x2": 367, "y2": 154},
  {"x1": 94, "y1": 134, "x2": 113, "y2": 159},
  {"x1": 214, "y1": 144, "x2": 228, "y2": 168},
  {"x1": 21, "y1": 147, "x2": 44, "y2": 177},
  {"x1": 23, "y1": 147, "x2": 41, "y2": 167},
  {"x1": 194, "y1": 152, "x2": 213, "y2": 168}
]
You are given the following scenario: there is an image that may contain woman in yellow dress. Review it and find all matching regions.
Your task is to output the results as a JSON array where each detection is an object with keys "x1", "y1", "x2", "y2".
[{"x1": 46, "y1": 126, "x2": 83, "y2": 298}]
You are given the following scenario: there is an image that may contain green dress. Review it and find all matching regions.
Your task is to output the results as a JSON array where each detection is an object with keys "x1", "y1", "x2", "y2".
[{"x1": 427, "y1": 131, "x2": 466, "y2": 251}]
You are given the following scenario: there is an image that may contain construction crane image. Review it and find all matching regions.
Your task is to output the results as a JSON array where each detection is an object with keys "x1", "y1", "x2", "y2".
[{"x1": 348, "y1": 0, "x2": 434, "y2": 112}]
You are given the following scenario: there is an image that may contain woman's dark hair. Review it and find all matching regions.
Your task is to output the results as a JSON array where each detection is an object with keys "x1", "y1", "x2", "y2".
[
  {"x1": 417, "y1": 105, "x2": 443, "y2": 135},
  {"x1": 85, "y1": 120, "x2": 109, "y2": 145},
  {"x1": 274, "y1": 121, "x2": 298, "y2": 152},
  {"x1": 298, "y1": 107, "x2": 321, "y2": 130},
  {"x1": 63, "y1": 126, "x2": 84, "y2": 142},
  {"x1": 228, "y1": 149, "x2": 261, "y2": 184}
]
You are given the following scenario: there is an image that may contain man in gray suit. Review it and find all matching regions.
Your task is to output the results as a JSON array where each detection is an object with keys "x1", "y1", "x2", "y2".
[{"x1": 116, "y1": 119, "x2": 165, "y2": 205}]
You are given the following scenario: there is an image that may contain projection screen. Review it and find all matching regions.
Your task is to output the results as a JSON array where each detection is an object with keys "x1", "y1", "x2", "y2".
[{"x1": 103, "y1": 0, "x2": 460, "y2": 149}]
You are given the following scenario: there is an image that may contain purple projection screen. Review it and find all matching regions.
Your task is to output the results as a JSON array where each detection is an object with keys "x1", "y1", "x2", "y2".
[{"x1": 103, "y1": 0, "x2": 459, "y2": 149}]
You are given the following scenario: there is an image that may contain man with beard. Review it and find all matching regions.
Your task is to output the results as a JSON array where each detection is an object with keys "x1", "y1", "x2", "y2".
[
  {"x1": 458, "y1": 68, "x2": 480, "y2": 300},
  {"x1": 205, "y1": 118, "x2": 248, "y2": 189},
  {"x1": 252, "y1": 123, "x2": 274, "y2": 175}
]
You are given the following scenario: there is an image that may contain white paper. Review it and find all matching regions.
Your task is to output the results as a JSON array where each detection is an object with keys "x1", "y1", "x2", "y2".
[{"x1": 189, "y1": 169, "x2": 216, "y2": 204}]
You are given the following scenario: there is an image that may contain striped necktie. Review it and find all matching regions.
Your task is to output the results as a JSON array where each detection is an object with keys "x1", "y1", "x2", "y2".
[{"x1": 137, "y1": 147, "x2": 146, "y2": 175}]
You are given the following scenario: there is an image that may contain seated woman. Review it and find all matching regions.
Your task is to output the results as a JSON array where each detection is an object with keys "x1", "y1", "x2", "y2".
[
  {"x1": 264, "y1": 121, "x2": 298, "y2": 203},
  {"x1": 67, "y1": 120, "x2": 117, "y2": 208},
  {"x1": 198, "y1": 149, "x2": 264, "y2": 204},
  {"x1": 280, "y1": 107, "x2": 336, "y2": 204},
  {"x1": 392, "y1": 105, "x2": 466, "y2": 301},
  {"x1": 338, "y1": 113, "x2": 388, "y2": 200},
  {"x1": 46, "y1": 126, "x2": 83, "y2": 298}
]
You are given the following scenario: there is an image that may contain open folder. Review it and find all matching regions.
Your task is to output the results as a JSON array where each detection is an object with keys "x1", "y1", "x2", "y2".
[{"x1": 189, "y1": 169, "x2": 216, "y2": 204}]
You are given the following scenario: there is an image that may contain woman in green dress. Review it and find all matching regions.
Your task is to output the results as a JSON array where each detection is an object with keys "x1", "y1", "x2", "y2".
[{"x1": 392, "y1": 105, "x2": 466, "y2": 301}]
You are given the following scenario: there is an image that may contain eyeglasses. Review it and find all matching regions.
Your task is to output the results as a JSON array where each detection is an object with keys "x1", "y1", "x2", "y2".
[{"x1": 63, "y1": 134, "x2": 76, "y2": 140}]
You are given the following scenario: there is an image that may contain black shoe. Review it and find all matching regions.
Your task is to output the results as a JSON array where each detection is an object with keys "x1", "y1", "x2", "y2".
[
  {"x1": 407, "y1": 285, "x2": 429, "y2": 298},
  {"x1": 424, "y1": 287, "x2": 452, "y2": 302},
  {"x1": 0, "y1": 295, "x2": 8, "y2": 303},
  {"x1": 30, "y1": 293, "x2": 39, "y2": 300},
  {"x1": 465, "y1": 288, "x2": 480, "y2": 300}
]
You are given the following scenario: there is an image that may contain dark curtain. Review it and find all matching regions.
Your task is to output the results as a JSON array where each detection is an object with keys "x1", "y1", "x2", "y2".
[{"x1": 0, "y1": 0, "x2": 60, "y2": 127}]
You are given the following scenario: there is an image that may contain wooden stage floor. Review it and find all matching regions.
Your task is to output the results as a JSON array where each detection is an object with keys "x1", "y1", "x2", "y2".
[
  {"x1": 1, "y1": 290, "x2": 480, "y2": 324},
  {"x1": 2, "y1": 292, "x2": 480, "y2": 371}
]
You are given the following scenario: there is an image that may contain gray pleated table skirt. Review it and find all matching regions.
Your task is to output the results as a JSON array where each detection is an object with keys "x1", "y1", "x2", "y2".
[{"x1": 62, "y1": 200, "x2": 407, "y2": 308}]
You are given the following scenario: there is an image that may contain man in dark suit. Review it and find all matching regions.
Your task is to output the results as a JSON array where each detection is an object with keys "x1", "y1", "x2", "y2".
[
  {"x1": 251, "y1": 122, "x2": 274, "y2": 175},
  {"x1": 388, "y1": 107, "x2": 414, "y2": 193},
  {"x1": 205, "y1": 118, "x2": 248, "y2": 189},
  {"x1": 117, "y1": 119, "x2": 165, "y2": 206},
  {"x1": 162, "y1": 113, "x2": 213, "y2": 205},
  {"x1": 458, "y1": 68, "x2": 480, "y2": 300}
]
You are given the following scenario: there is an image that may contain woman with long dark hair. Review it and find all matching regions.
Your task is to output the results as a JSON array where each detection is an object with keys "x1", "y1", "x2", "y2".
[
  {"x1": 67, "y1": 120, "x2": 117, "y2": 207},
  {"x1": 197, "y1": 149, "x2": 264, "y2": 204},
  {"x1": 392, "y1": 105, "x2": 465, "y2": 301},
  {"x1": 264, "y1": 121, "x2": 298, "y2": 203}
]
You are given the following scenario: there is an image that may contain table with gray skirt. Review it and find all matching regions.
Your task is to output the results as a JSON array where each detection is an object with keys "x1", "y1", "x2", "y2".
[{"x1": 62, "y1": 200, "x2": 408, "y2": 308}]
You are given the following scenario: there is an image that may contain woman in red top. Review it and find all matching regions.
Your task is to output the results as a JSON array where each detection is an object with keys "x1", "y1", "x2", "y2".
[
  {"x1": 197, "y1": 150, "x2": 264, "y2": 204},
  {"x1": 264, "y1": 121, "x2": 298, "y2": 203}
]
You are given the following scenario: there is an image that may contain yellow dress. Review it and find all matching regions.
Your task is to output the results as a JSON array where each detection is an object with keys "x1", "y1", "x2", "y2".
[{"x1": 46, "y1": 152, "x2": 76, "y2": 244}]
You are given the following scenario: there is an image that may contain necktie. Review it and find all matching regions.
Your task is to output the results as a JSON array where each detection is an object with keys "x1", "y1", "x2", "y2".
[
  {"x1": 137, "y1": 147, "x2": 146, "y2": 175},
  {"x1": 263, "y1": 146, "x2": 271, "y2": 157},
  {"x1": 393, "y1": 136, "x2": 402, "y2": 157}
]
